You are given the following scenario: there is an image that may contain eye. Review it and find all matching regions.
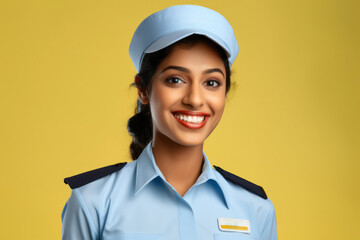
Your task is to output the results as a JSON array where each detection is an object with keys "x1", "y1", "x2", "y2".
[
  {"x1": 204, "y1": 80, "x2": 220, "y2": 87},
  {"x1": 166, "y1": 77, "x2": 184, "y2": 84}
]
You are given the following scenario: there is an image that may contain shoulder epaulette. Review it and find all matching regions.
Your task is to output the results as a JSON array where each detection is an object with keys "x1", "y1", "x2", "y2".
[
  {"x1": 214, "y1": 165, "x2": 267, "y2": 199},
  {"x1": 64, "y1": 162, "x2": 127, "y2": 189}
]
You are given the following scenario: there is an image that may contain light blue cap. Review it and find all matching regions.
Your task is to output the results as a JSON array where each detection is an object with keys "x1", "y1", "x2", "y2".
[{"x1": 129, "y1": 5, "x2": 239, "y2": 72}]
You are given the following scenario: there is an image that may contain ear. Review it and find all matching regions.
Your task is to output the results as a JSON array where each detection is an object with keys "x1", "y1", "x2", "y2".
[
  {"x1": 135, "y1": 75, "x2": 149, "y2": 105},
  {"x1": 137, "y1": 88, "x2": 149, "y2": 105}
]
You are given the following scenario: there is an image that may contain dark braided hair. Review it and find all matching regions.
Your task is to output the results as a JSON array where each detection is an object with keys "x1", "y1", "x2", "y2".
[{"x1": 127, "y1": 34, "x2": 232, "y2": 160}]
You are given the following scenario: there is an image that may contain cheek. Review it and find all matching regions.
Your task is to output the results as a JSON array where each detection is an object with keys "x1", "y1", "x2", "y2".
[
  {"x1": 208, "y1": 93, "x2": 226, "y2": 117},
  {"x1": 149, "y1": 89, "x2": 165, "y2": 120},
  {"x1": 150, "y1": 82, "x2": 184, "y2": 107},
  {"x1": 149, "y1": 85, "x2": 179, "y2": 122}
]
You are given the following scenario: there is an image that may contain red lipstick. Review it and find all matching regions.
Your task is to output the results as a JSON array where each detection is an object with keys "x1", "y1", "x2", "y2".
[{"x1": 172, "y1": 110, "x2": 210, "y2": 129}]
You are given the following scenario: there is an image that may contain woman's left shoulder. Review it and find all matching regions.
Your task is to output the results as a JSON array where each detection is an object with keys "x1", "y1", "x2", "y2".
[
  {"x1": 213, "y1": 165, "x2": 277, "y2": 238},
  {"x1": 213, "y1": 165, "x2": 268, "y2": 199},
  {"x1": 213, "y1": 165, "x2": 275, "y2": 212}
]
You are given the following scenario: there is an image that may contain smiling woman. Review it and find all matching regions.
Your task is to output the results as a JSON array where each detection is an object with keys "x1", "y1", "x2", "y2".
[
  {"x1": 128, "y1": 35, "x2": 231, "y2": 161},
  {"x1": 61, "y1": 5, "x2": 277, "y2": 240},
  {"x1": 144, "y1": 37, "x2": 227, "y2": 148}
]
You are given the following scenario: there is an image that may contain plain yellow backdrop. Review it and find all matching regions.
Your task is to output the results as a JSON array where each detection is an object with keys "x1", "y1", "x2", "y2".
[{"x1": 1, "y1": 0, "x2": 359, "y2": 239}]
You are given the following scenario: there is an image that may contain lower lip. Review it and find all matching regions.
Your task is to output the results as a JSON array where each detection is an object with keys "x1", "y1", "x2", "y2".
[{"x1": 172, "y1": 114, "x2": 208, "y2": 129}]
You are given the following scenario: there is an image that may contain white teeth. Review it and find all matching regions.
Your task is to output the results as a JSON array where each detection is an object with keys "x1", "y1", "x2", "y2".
[{"x1": 174, "y1": 114, "x2": 205, "y2": 124}]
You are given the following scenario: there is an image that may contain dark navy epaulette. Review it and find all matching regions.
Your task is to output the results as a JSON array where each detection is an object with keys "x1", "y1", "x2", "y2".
[
  {"x1": 214, "y1": 165, "x2": 267, "y2": 199},
  {"x1": 64, "y1": 162, "x2": 127, "y2": 189}
]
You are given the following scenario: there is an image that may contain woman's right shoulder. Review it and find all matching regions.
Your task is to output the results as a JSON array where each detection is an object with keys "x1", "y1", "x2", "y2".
[
  {"x1": 61, "y1": 161, "x2": 137, "y2": 238},
  {"x1": 63, "y1": 161, "x2": 137, "y2": 199}
]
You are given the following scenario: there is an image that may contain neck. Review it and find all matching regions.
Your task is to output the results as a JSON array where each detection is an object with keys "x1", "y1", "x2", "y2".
[{"x1": 152, "y1": 132, "x2": 204, "y2": 197}]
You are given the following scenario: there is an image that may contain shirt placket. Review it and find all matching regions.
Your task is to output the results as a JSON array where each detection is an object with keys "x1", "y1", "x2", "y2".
[{"x1": 176, "y1": 195, "x2": 197, "y2": 240}]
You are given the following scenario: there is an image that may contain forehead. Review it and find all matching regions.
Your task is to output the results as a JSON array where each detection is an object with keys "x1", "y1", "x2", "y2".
[{"x1": 157, "y1": 41, "x2": 226, "y2": 72}]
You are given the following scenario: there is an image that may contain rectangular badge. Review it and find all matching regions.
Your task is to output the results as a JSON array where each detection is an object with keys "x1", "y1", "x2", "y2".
[{"x1": 218, "y1": 218, "x2": 251, "y2": 233}]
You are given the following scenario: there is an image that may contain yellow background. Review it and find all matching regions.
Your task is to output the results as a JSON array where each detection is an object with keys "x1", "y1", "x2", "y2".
[{"x1": 1, "y1": 0, "x2": 359, "y2": 239}]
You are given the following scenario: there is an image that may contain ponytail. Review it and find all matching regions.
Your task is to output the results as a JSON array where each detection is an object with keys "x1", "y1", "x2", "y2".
[
  {"x1": 127, "y1": 100, "x2": 152, "y2": 160},
  {"x1": 126, "y1": 37, "x2": 176, "y2": 160}
]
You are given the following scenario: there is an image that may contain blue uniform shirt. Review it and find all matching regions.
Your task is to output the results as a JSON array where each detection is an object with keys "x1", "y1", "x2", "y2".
[{"x1": 62, "y1": 143, "x2": 277, "y2": 240}]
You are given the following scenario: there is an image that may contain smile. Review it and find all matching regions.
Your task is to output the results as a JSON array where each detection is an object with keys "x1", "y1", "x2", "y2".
[
  {"x1": 174, "y1": 114, "x2": 205, "y2": 123},
  {"x1": 172, "y1": 110, "x2": 210, "y2": 129}
]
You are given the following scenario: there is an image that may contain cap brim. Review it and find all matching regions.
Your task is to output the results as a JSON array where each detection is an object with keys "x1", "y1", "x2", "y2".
[{"x1": 144, "y1": 29, "x2": 231, "y2": 58}]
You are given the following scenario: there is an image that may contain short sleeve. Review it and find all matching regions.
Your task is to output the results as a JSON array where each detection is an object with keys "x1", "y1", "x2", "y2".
[
  {"x1": 61, "y1": 189, "x2": 98, "y2": 240},
  {"x1": 260, "y1": 200, "x2": 278, "y2": 240}
]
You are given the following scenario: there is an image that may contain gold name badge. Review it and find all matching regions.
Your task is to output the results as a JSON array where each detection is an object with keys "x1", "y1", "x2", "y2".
[{"x1": 218, "y1": 218, "x2": 251, "y2": 233}]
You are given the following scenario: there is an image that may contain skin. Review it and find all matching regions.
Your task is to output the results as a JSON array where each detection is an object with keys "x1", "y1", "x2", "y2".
[{"x1": 138, "y1": 41, "x2": 227, "y2": 196}]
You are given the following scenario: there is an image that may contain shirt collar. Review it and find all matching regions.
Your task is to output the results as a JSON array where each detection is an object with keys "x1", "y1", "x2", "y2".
[
  {"x1": 135, "y1": 142, "x2": 163, "y2": 195},
  {"x1": 199, "y1": 152, "x2": 231, "y2": 209},
  {"x1": 135, "y1": 142, "x2": 231, "y2": 209}
]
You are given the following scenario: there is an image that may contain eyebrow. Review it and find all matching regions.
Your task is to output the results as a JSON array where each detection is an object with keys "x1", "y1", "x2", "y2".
[{"x1": 161, "y1": 65, "x2": 225, "y2": 77}]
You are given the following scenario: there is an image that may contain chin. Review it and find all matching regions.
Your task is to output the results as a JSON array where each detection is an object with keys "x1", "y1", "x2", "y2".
[
  {"x1": 169, "y1": 132, "x2": 208, "y2": 147},
  {"x1": 177, "y1": 139, "x2": 205, "y2": 147}
]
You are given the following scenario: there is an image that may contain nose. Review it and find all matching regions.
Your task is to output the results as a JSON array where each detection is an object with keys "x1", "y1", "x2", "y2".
[{"x1": 182, "y1": 82, "x2": 204, "y2": 109}]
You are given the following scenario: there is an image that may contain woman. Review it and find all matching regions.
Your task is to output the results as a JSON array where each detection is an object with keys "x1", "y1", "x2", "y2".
[{"x1": 62, "y1": 5, "x2": 277, "y2": 240}]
